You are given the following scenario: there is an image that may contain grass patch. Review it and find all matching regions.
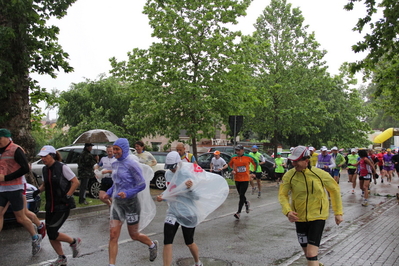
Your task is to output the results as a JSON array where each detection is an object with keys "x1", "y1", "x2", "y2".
[
  {"x1": 39, "y1": 193, "x2": 104, "y2": 211},
  {"x1": 225, "y1": 178, "x2": 235, "y2": 186}
]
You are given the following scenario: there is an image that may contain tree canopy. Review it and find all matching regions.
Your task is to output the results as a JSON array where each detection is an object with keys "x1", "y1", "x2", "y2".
[
  {"x1": 242, "y1": 0, "x2": 372, "y2": 149},
  {"x1": 110, "y1": 0, "x2": 255, "y2": 157},
  {"x1": 0, "y1": 0, "x2": 75, "y2": 157}
]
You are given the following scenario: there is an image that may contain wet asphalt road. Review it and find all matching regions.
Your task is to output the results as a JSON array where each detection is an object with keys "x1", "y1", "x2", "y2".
[{"x1": 1, "y1": 170, "x2": 397, "y2": 266}]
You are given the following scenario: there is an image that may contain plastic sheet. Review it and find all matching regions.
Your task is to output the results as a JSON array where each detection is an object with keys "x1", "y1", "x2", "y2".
[
  {"x1": 110, "y1": 155, "x2": 156, "y2": 231},
  {"x1": 162, "y1": 162, "x2": 229, "y2": 228}
]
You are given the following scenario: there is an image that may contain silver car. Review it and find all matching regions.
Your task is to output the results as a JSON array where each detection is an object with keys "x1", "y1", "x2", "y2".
[{"x1": 31, "y1": 145, "x2": 109, "y2": 199}]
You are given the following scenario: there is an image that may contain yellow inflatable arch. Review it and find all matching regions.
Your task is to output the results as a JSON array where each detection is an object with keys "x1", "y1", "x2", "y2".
[{"x1": 373, "y1": 128, "x2": 399, "y2": 144}]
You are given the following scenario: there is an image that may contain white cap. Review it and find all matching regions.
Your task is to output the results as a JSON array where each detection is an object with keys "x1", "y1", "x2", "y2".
[
  {"x1": 164, "y1": 151, "x2": 181, "y2": 169},
  {"x1": 288, "y1": 146, "x2": 310, "y2": 161},
  {"x1": 351, "y1": 148, "x2": 356, "y2": 152},
  {"x1": 290, "y1": 147, "x2": 295, "y2": 151},
  {"x1": 309, "y1": 147, "x2": 315, "y2": 151},
  {"x1": 331, "y1": 146, "x2": 338, "y2": 151},
  {"x1": 320, "y1": 146, "x2": 328, "y2": 151},
  {"x1": 37, "y1": 145, "x2": 56, "y2": 156}
]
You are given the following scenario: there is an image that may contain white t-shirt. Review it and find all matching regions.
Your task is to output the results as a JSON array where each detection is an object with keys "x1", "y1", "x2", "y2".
[
  {"x1": 62, "y1": 164, "x2": 76, "y2": 181},
  {"x1": 211, "y1": 157, "x2": 227, "y2": 172}
]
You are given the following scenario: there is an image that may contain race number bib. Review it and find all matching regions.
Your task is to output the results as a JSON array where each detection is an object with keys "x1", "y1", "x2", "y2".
[
  {"x1": 237, "y1": 166, "x2": 246, "y2": 173},
  {"x1": 165, "y1": 216, "x2": 177, "y2": 225},
  {"x1": 126, "y1": 213, "x2": 139, "y2": 224},
  {"x1": 297, "y1": 233, "x2": 308, "y2": 244}
]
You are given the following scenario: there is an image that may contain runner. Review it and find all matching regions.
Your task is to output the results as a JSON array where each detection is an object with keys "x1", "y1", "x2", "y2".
[
  {"x1": 358, "y1": 149, "x2": 376, "y2": 207},
  {"x1": 382, "y1": 149, "x2": 395, "y2": 183},
  {"x1": 33, "y1": 145, "x2": 81, "y2": 265},
  {"x1": 249, "y1": 145, "x2": 265, "y2": 198},
  {"x1": 347, "y1": 149, "x2": 359, "y2": 194},
  {"x1": 279, "y1": 146, "x2": 343, "y2": 266},
  {"x1": 228, "y1": 145, "x2": 257, "y2": 219},
  {"x1": 102, "y1": 138, "x2": 158, "y2": 266}
]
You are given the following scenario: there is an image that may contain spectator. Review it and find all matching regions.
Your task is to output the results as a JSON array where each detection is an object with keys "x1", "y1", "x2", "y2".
[{"x1": 77, "y1": 143, "x2": 98, "y2": 204}]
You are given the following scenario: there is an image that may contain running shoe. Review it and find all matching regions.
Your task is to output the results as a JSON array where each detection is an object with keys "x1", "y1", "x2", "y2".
[
  {"x1": 50, "y1": 256, "x2": 67, "y2": 266},
  {"x1": 351, "y1": 189, "x2": 355, "y2": 194},
  {"x1": 258, "y1": 192, "x2": 261, "y2": 198},
  {"x1": 32, "y1": 234, "x2": 42, "y2": 256},
  {"x1": 193, "y1": 262, "x2": 203, "y2": 266},
  {"x1": 234, "y1": 213, "x2": 240, "y2": 219},
  {"x1": 70, "y1": 237, "x2": 81, "y2": 258},
  {"x1": 149, "y1": 240, "x2": 158, "y2": 261},
  {"x1": 362, "y1": 200, "x2": 368, "y2": 207},
  {"x1": 381, "y1": 178, "x2": 384, "y2": 183},
  {"x1": 245, "y1": 201, "x2": 251, "y2": 213},
  {"x1": 38, "y1": 222, "x2": 46, "y2": 239},
  {"x1": 251, "y1": 187, "x2": 256, "y2": 195}
]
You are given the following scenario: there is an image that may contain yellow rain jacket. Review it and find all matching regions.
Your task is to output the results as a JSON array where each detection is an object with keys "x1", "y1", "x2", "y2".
[{"x1": 278, "y1": 166, "x2": 343, "y2": 222}]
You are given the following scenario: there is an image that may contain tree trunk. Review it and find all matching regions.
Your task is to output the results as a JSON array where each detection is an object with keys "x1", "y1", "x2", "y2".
[
  {"x1": 191, "y1": 136, "x2": 198, "y2": 161},
  {"x1": 0, "y1": 80, "x2": 35, "y2": 160}
]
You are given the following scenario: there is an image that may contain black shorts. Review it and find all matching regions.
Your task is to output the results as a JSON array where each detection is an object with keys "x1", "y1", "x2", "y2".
[
  {"x1": 295, "y1": 220, "x2": 326, "y2": 247},
  {"x1": 359, "y1": 174, "x2": 372, "y2": 180},
  {"x1": 0, "y1": 189, "x2": 24, "y2": 211},
  {"x1": 111, "y1": 197, "x2": 141, "y2": 225},
  {"x1": 100, "y1": 178, "x2": 113, "y2": 192},
  {"x1": 347, "y1": 168, "x2": 357, "y2": 175},
  {"x1": 250, "y1": 172, "x2": 262, "y2": 180},
  {"x1": 275, "y1": 173, "x2": 284, "y2": 179}
]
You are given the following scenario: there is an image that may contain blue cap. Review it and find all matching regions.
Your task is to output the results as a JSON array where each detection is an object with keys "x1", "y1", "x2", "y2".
[{"x1": 252, "y1": 145, "x2": 258, "y2": 149}]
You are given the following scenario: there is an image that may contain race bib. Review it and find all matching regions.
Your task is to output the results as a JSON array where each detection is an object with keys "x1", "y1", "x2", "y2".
[
  {"x1": 126, "y1": 213, "x2": 139, "y2": 224},
  {"x1": 237, "y1": 166, "x2": 246, "y2": 173},
  {"x1": 165, "y1": 216, "x2": 177, "y2": 225},
  {"x1": 297, "y1": 233, "x2": 308, "y2": 244}
]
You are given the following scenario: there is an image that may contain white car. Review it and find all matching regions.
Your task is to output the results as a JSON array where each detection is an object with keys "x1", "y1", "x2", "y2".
[{"x1": 31, "y1": 144, "x2": 110, "y2": 199}]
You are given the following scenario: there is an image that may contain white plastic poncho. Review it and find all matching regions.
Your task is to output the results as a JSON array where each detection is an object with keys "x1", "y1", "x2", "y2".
[
  {"x1": 107, "y1": 138, "x2": 156, "y2": 231},
  {"x1": 162, "y1": 162, "x2": 229, "y2": 228}
]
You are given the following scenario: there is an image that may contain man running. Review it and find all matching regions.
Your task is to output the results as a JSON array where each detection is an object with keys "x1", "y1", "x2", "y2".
[
  {"x1": 228, "y1": 145, "x2": 257, "y2": 219},
  {"x1": 0, "y1": 128, "x2": 42, "y2": 256}
]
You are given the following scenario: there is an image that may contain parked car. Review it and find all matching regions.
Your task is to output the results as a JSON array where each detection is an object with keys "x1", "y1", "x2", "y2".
[
  {"x1": 31, "y1": 145, "x2": 111, "y2": 199},
  {"x1": 260, "y1": 153, "x2": 276, "y2": 180},
  {"x1": 149, "y1": 151, "x2": 168, "y2": 190},
  {"x1": 197, "y1": 152, "x2": 233, "y2": 179},
  {"x1": 4, "y1": 183, "x2": 41, "y2": 223}
]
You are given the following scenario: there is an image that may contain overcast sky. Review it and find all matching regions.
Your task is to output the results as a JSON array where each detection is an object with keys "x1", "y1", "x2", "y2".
[{"x1": 33, "y1": 0, "x2": 368, "y2": 117}]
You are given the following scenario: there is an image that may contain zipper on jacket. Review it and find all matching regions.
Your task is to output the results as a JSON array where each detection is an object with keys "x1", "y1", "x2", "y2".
[
  {"x1": 48, "y1": 168, "x2": 54, "y2": 213},
  {"x1": 303, "y1": 172, "x2": 309, "y2": 222}
]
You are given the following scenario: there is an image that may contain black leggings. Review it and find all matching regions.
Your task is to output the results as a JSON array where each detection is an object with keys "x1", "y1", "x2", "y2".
[
  {"x1": 163, "y1": 221, "x2": 195, "y2": 245},
  {"x1": 235, "y1": 181, "x2": 249, "y2": 213},
  {"x1": 45, "y1": 210, "x2": 70, "y2": 240}
]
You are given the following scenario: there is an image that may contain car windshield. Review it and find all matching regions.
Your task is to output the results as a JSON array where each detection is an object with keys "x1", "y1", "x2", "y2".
[{"x1": 152, "y1": 154, "x2": 166, "y2": 163}]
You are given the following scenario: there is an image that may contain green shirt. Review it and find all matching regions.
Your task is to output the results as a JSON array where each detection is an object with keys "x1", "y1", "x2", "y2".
[{"x1": 249, "y1": 152, "x2": 264, "y2": 172}]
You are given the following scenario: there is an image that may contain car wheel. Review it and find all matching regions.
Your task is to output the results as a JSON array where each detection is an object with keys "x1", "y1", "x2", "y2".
[
  {"x1": 88, "y1": 179, "x2": 101, "y2": 199},
  {"x1": 223, "y1": 171, "x2": 233, "y2": 180},
  {"x1": 154, "y1": 173, "x2": 166, "y2": 190}
]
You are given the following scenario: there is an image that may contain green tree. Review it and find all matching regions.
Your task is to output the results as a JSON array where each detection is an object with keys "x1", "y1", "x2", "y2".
[
  {"x1": 111, "y1": 0, "x2": 255, "y2": 158},
  {"x1": 242, "y1": 0, "x2": 329, "y2": 151},
  {"x1": 0, "y1": 0, "x2": 75, "y2": 157},
  {"x1": 345, "y1": 1, "x2": 399, "y2": 115},
  {"x1": 344, "y1": 0, "x2": 399, "y2": 73},
  {"x1": 56, "y1": 76, "x2": 134, "y2": 143}
]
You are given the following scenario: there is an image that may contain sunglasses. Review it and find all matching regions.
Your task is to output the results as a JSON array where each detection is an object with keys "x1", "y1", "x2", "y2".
[{"x1": 164, "y1": 163, "x2": 177, "y2": 170}]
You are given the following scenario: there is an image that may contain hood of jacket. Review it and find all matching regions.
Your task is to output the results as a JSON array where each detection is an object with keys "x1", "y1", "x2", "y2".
[{"x1": 113, "y1": 138, "x2": 129, "y2": 161}]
